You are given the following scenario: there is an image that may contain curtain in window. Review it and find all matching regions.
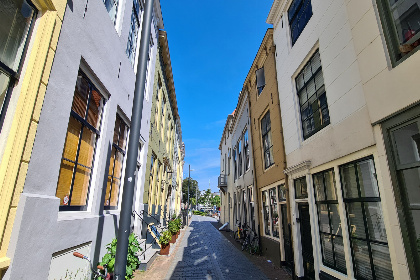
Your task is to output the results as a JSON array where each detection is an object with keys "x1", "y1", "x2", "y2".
[{"x1": 56, "y1": 72, "x2": 104, "y2": 209}]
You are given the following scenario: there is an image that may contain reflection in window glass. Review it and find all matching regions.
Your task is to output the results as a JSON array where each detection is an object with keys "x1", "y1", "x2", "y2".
[
  {"x1": 295, "y1": 176, "x2": 308, "y2": 199},
  {"x1": 313, "y1": 169, "x2": 346, "y2": 274},
  {"x1": 269, "y1": 187, "x2": 279, "y2": 238},
  {"x1": 0, "y1": 0, "x2": 35, "y2": 71},
  {"x1": 262, "y1": 190, "x2": 270, "y2": 235},
  {"x1": 340, "y1": 157, "x2": 393, "y2": 280}
]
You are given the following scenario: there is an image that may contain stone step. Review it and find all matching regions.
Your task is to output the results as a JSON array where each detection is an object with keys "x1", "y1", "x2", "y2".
[{"x1": 136, "y1": 239, "x2": 159, "y2": 271}]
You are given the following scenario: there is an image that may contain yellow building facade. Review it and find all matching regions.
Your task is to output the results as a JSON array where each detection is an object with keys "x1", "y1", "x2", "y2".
[{"x1": 0, "y1": 0, "x2": 66, "y2": 275}]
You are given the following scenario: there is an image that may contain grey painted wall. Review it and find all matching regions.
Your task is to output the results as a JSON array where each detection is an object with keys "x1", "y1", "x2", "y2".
[{"x1": 5, "y1": 0, "x2": 162, "y2": 278}]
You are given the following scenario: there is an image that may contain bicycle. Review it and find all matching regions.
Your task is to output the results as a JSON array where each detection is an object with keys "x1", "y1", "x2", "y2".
[
  {"x1": 241, "y1": 225, "x2": 260, "y2": 255},
  {"x1": 73, "y1": 252, "x2": 113, "y2": 280},
  {"x1": 232, "y1": 221, "x2": 244, "y2": 241}
]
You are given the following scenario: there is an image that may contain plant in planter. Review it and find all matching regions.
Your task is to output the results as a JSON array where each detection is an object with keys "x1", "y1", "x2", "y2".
[
  {"x1": 98, "y1": 232, "x2": 141, "y2": 280},
  {"x1": 168, "y1": 220, "x2": 178, "y2": 243},
  {"x1": 175, "y1": 218, "x2": 182, "y2": 232},
  {"x1": 159, "y1": 230, "x2": 172, "y2": 255}
]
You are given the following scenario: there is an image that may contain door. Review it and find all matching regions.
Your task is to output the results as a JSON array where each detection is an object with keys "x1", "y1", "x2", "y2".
[
  {"x1": 281, "y1": 204, "x2": 294, "y2": 273},
  {"x1": 298, "y1": 203, "x2": 315, "y2": 280}
]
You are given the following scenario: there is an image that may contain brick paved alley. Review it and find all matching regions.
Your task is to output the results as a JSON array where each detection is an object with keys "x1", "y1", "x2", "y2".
[{"x1": 135, "y1": 215, "x2": 292, "y2": 280}]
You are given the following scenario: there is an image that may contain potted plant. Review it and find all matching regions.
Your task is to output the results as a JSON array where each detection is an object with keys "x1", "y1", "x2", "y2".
[
  {"x1": 175, "y1": 218, "x2": 182, "y2": 236},
  {"x1": 168, "y1": 220, "x2": 178, "y2": 243},
  {"x1": 159, "y1": 230, "x2": 171, "y2": 255}
]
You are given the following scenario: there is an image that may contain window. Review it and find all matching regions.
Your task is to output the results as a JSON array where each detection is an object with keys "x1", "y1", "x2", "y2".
[
  {"x1": 233, "y1": 147, "x2": 237, "y2": 180},
  {"x1": 261, "y1": 111, "x2": 274, "y2": 169},
  {"x1": 262, "y1": 187, "x2": 280, "y2": 238},
  {"x1": 288, "y1": 0, "x2": 312, "y2": 45},
  {"x1": 238, "y1": 138, "x2": 242, "y2": 177},
  {"x1": 126, "y1": 0, "x2": 142, "y2": 68},
  {"x1": 294, "y1": 176, "x2": 308, "y2": 199},
  {"x1": 296, "y1": 50, "x2": 329, "y2": 139},
  {"x1": 228, "y1": 148, "x2": 231, "y2": 175},
  {"x1": 262, "y1": 190, "x2": 271, "y2": 235},
  {"x1": 103, "y1": 0, "x2": 119, "y2": 25},
  {"x1": 340, "y1": 157, "x2": 393, "y2": 280},
  {"x1": 377, "y1": 0, "x2": 420, "y2": 64},
  {"x1": 313, "y1": 169, "x2": 347, "y2": 274},
  {"x1": 256, "y1": 67, "x2": 265, "y2": 95},
  {"x1": 0, "y1": 0, "x2": 36, "y2": 132},
  {"x1": 104, "y1": 114, "x2": 128, "y2": 209},
  {"x1": 383, "y1": 112, "x2": 420, "y2": 279},
  {"x1": 278, "y1": 184, "x2": 287, "y2": 202},
  {"x1": 56, "y1": 71, "x2": 105, "y2": 210},
  {"x1": 244, "y1": 130, "x2": 250, "y2": 171}
]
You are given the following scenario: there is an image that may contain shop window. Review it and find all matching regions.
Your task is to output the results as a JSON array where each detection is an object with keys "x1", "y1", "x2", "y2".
[
  {"x1": 377, "y1": 0, "x2": 420, "y2": 65},
  {"x1": 0, "y1": 0, "x2": 37, "y2": 132},
  {"x1": 262, "y1": 190, "x2": 271, "y2": 236},
  {"x1": 383, "y1": 112, "x2": 420, "y2": 279},
  {"x1": 288, "y1": 0, "x2": 312, "y2": 45},
  {"x1": 295, "y1": 176, "x2": 308, "y2": 199},
  {"x1": 104, "y1": 114, "x2": 128, "y2": 209},
  {"x1": 313, "y1": 169, "x2": 347, "y2": 274},
  {"x1": 340, "y1": 157, "x2": 393, "y2": 280},
  {"x1": 56, "y1": 71, "x2": 105, "y2": 210},
  {"x1": 278, "y1": 184, "x2": 287, "y2": 202},
  {"x1": 256, "y1": 67, "x2": 265, "y2": 95},
  {"x1": 261, "y1": 111, "x2": 274, "y2": 169},
  {"x1": 126, "y1": 0, "x2": 142, "y2": 68},
  {"x1": 262, "y1": 187, "x2": 280, "y2": 238},
  {"x1": 296, "y1": 50, "x2": 329, "y2": 139}
]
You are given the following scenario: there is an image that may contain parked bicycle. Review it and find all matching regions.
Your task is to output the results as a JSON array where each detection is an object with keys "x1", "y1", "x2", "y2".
[
  {"x1": 73, "y1": 252, "x2": 112, "y2": 280},
  {"x1": 232, "y1": 220, "x2": 244, "y2": 241},
  {"x1": 241, "y1": 225, "x2": 260, "y2": 255}
]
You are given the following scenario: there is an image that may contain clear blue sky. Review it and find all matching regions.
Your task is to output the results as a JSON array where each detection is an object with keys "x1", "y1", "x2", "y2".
[{"x1": 160, "y1": 0, "x2": 274, "y2": 193}]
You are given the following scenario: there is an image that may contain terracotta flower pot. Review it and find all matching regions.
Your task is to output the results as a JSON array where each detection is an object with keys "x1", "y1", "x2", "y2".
[
  {"x1": 160, "y1": 244, "x2": 170, "y2": 255},
  {"x1": 170, "y1": 234, "x2": 176, "y2": 243}
]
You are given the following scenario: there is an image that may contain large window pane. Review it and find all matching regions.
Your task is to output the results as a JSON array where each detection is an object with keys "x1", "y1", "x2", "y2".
[
  {"x1": 0, "y1": 0, "x2": 35, "y2": 71},
  {"x1": 0, "y1": 73, "x2": 11, "y2": 116},
  {"x1": 56, "y1": 71, "x2": 104, "y2": 210},
  {"x1": 392, "y1": 122, "x2": 420, "y2": 165},
  {"x1": 269, "y1": 187, "x2": 279, "y2": 238},
  {"x1": 341, "y1": 157, "x2": 393, "y2": 279},
  {"x1": 262, "y1": 190, "x2": 270, "y2": 235},
  {"x1": 296, "y1": 50, "x2": 329, "y2": 139},
  {"x1": 288, "y1": 0, "x2": 312, "y2": 45}
]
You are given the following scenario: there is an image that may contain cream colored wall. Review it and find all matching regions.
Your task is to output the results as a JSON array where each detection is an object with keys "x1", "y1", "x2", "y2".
[{"x1": 0, "y1": 0, "x2": 66, "y2": 273}]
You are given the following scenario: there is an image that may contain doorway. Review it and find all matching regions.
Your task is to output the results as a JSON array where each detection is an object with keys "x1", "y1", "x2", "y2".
[{"x1": 298, "y1": 203, "x2": 315, "y2": 280}]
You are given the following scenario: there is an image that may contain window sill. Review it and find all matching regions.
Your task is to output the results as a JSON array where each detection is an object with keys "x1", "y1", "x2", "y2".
[{"x1": 57, "y1": 211, "x2": 99, "y2": 221}]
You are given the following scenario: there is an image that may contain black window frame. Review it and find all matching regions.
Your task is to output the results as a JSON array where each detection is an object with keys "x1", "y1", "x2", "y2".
[
  {"x1": 296, "y1": 50, "x2": 330, "y2": 140},
  {"x1": 57, "y1": 70, "x2": 105, "y2": 211},
  {"x1": 104, "y1": 114, "x2": 128, "y2": 210},
  {"x1": 340, "y1": 156, "x2": 393, "y2": 280},
  {"x1": 261, "y1": 110, "x2": 274, "y2": 169},
  {"x1": 0, "y1": 0, "x2": 37, "y2": 133},
  {"x1": 313, "y1": 169, "x2": 347, "y2": 275},
  {"x1": 288, "y1": 0, "x2": 313, "y2": 46},
  {"x1": 126, "y1": 0, "x2": 142, "y2": 68}
]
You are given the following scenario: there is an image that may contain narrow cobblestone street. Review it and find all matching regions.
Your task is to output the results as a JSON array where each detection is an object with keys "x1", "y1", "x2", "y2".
[
  {"x1": 166, "y1": 215, "x2": 268, "y2": 279},
  {"x1": 134, "y1": 215, "x2": 292, "y2": 280}
]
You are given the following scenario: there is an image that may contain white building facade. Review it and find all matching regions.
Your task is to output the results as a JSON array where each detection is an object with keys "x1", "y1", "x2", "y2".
[{"x1": 268, "y1": 0, "x2": 420, "y2": 279}]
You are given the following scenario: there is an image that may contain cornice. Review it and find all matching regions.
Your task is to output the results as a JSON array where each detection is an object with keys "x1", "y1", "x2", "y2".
[
  {"x1": 283, "y1": 161, "x2": 311, "y2": 175},
  {"x1": 266, "y1": 0, "x2": 283, "y2": 25}
]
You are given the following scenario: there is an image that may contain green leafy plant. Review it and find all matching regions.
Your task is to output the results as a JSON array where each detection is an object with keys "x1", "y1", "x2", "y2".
[
  {"x1": 168, "y1": 220, "x2": 178, "y2": 235},
  {"x1": 193, "y1": 210, "x2": 206, "y2": 216},
  {"x1": 174, "y1": 218, "x2": 182, "y2": 230},
  {"x1": 98, "y1": 233, "x2": 141, "y2": 280},
  {"x1": 159, "y1": 230, "x2": 172, "y2": 246}
]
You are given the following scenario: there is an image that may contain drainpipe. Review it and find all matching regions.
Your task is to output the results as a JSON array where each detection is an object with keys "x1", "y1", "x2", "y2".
[{"x1": 114, "y1": 0, "x2": 154, "y2": 279}]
